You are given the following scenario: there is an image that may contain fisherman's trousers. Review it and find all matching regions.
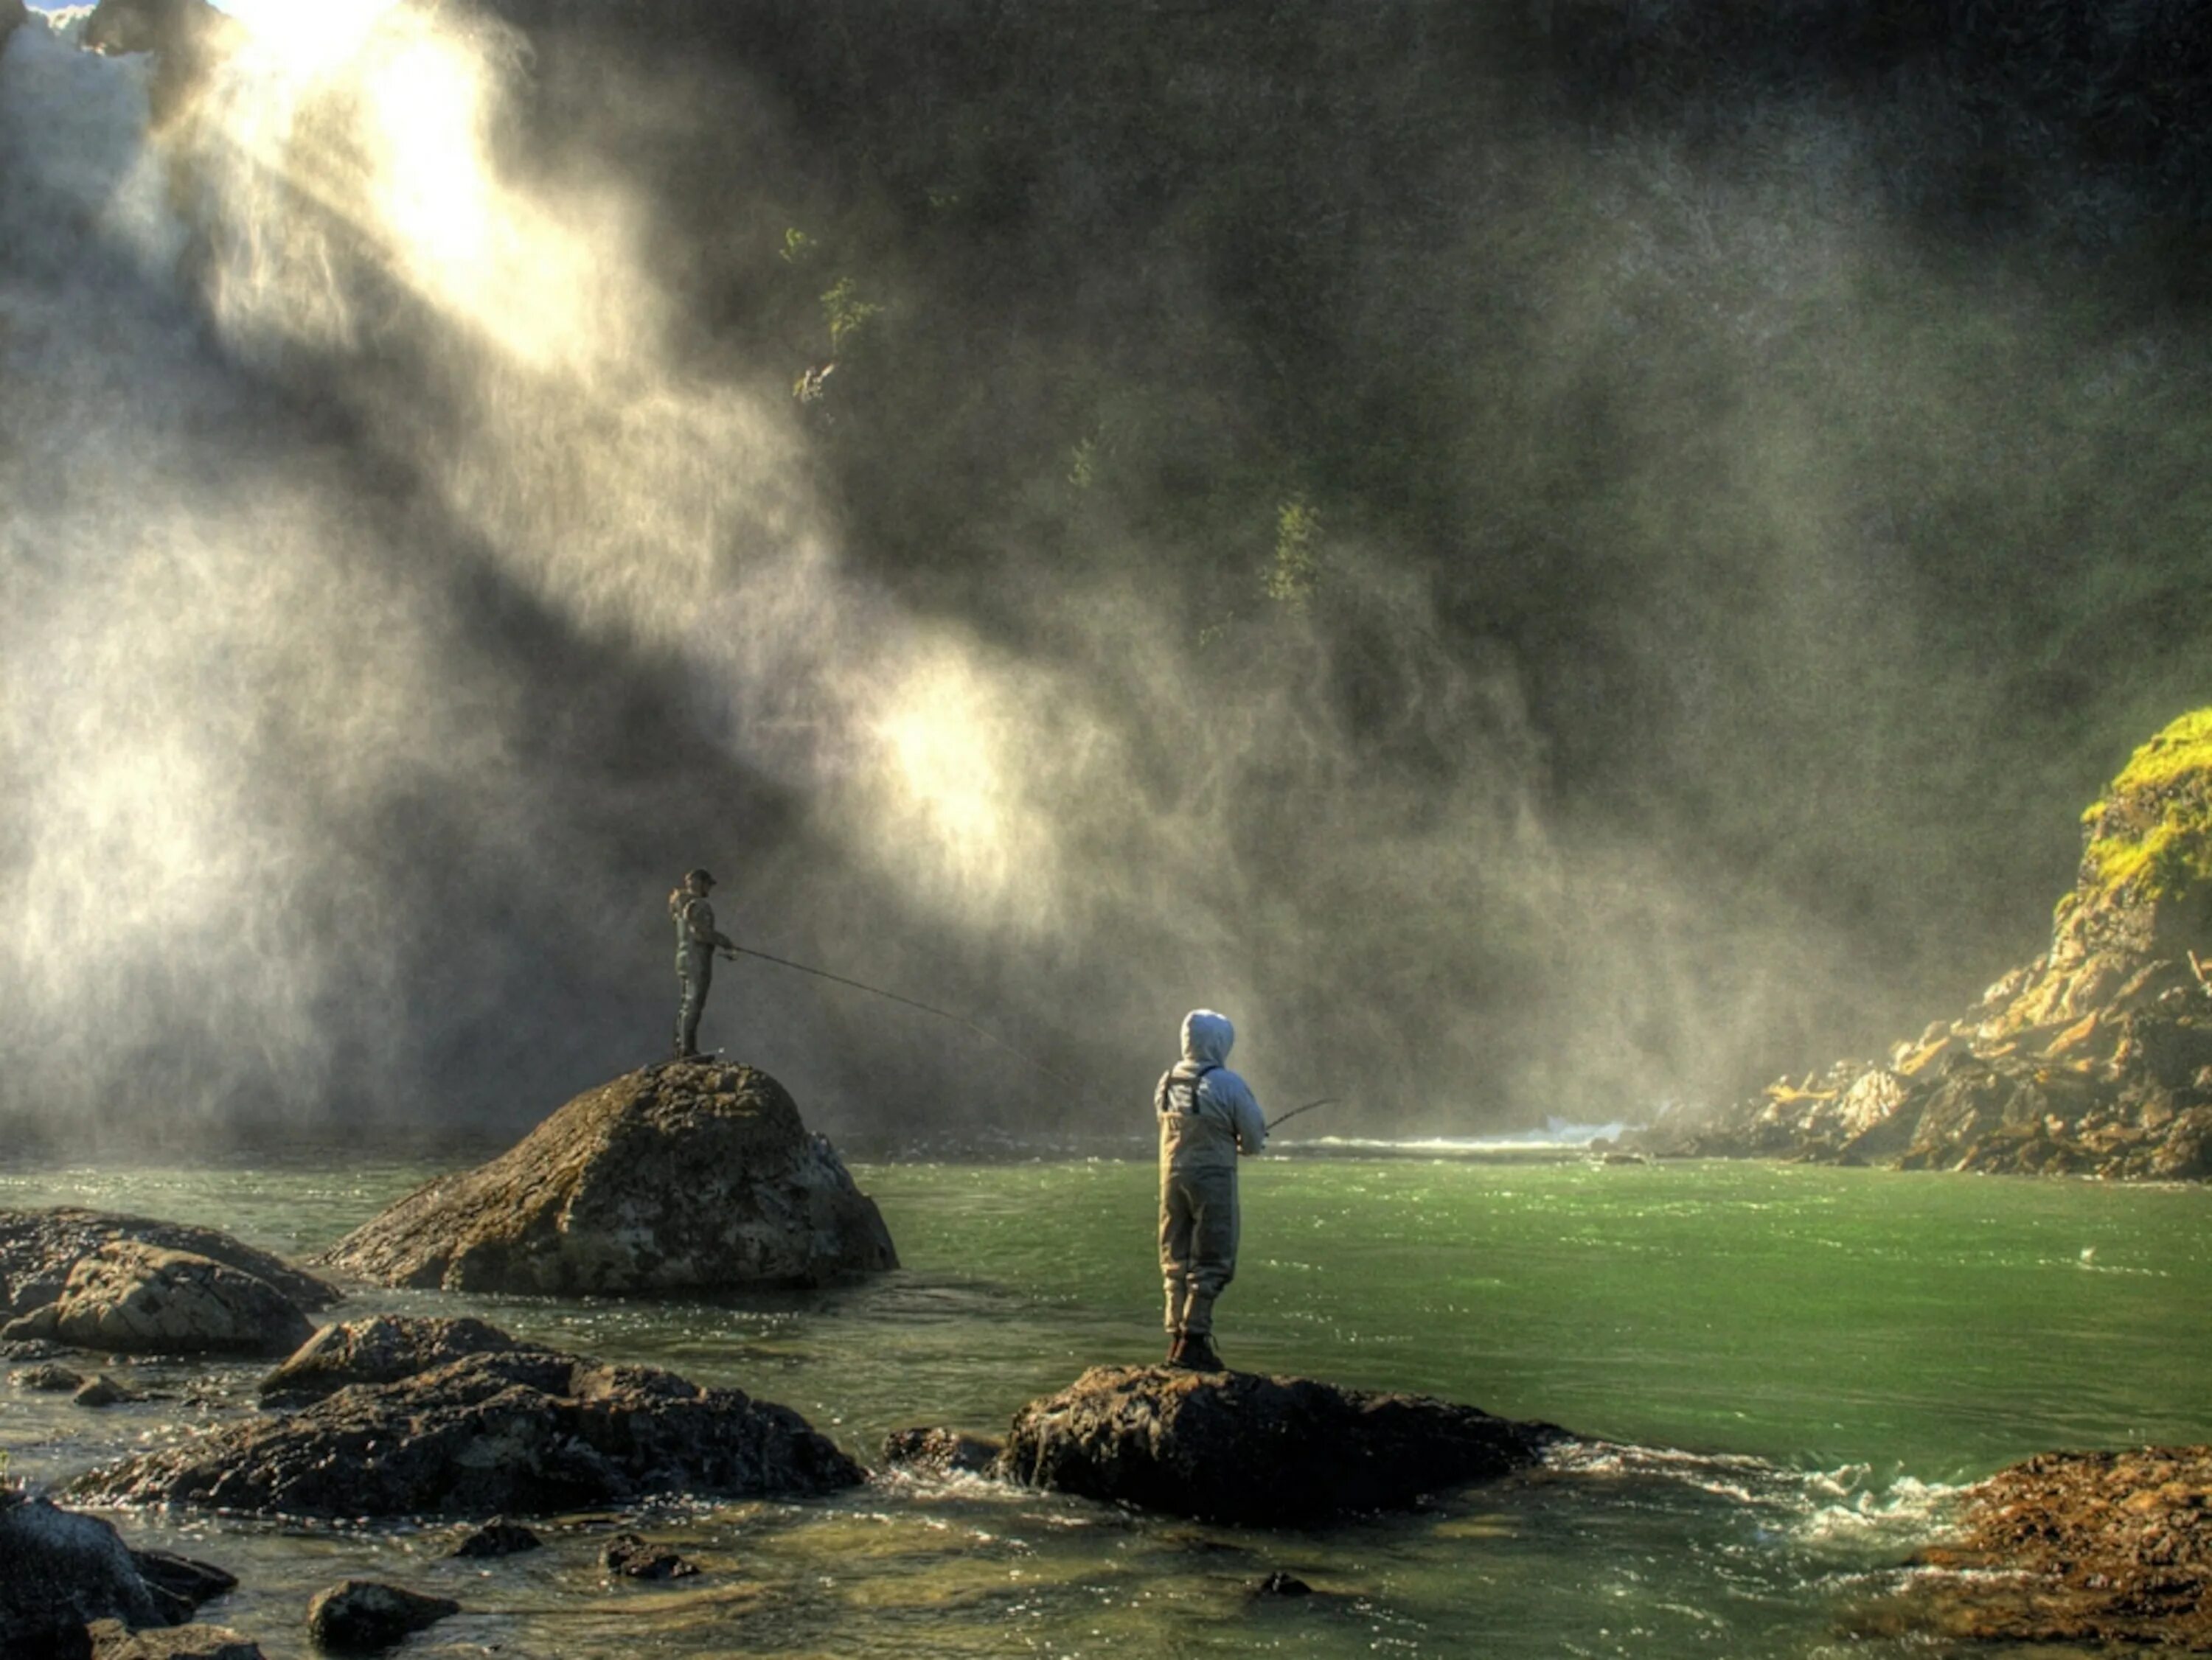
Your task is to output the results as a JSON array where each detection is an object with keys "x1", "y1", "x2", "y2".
[
  {"x1": 1158, "y1": 1164, "x2": 1239, "y2": 1335},
  {"x1": 675, "y1": 947, "x2": 714, "y2": 1054}
]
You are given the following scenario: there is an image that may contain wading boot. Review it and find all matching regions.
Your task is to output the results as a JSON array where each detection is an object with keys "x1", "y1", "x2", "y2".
[
  {"x1": 1165, "y1": 1333, "x2": 1187, "y2": 1368},
  {"x1": 1178, "y1": 1332, "x2": 1223, "y2": 1373}
]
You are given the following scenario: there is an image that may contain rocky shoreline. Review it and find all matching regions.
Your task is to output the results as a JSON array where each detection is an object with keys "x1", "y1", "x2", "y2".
[{"x1": 1613, "y1": 710, "x2": 2212, "y2": 1180}]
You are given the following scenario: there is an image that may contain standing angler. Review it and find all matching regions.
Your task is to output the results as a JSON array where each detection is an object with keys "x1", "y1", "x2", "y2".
[
  {"x1": 669, "y1": 867, "x2": 737, "y2": 1059},
  {"x1": 1155, "y1": 1008, "x2": 1267, "y2": 1372}
]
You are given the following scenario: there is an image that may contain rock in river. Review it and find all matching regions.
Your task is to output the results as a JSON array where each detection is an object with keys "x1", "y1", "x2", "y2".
[
  {"x1": 0, "y1": 1209, "x2": 335, "y2": 1322},
  {"x1": 321, "y1": 1059, "x2": 897, "y2": 1294},
  {"x1": 69, "y1": 1333, "x2": 863, "y2": 1518},
  {"x1": 0, "y1": 1489, "x2": 235, "y2": 1656},
  {"x1": 256, "y1": 1314, "x2": 543, "y2": 1406},
  {"x1": 1894, "y1": 1444, "x2": 2212, "y2": 1648},
  {"x1": 3, "y1": 1243, "x2": 313, "y2": 1357},
  {"x1": 998, "y1": 1365, "x2": 1568, "y2": 1526},
  {"x1": 305, "y1": 1581, "x2": 458, "y2": 1653}
]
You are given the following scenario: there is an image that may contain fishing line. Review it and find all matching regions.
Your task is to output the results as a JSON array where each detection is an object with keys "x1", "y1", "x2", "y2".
[
  {"x1": 1267, "y1": 1096, "x2": 1338, "y2": 1132},
  {"x1": 726, "y1": 944, "x2": 1090, "y2": 1095}
]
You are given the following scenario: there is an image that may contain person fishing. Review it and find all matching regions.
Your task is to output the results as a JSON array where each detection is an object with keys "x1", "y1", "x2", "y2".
[
  {"x1": 1155, "y1": 1008, "x2": 1267, "y2": 1373},
  {"x1": 669, "y1": 867, "x2": 738, "y2": 1060}
]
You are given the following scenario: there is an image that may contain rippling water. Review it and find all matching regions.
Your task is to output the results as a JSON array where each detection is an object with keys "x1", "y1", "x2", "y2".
[{"x1": 4, "y1": 1151, "x2": 2208, "y2": 1657}]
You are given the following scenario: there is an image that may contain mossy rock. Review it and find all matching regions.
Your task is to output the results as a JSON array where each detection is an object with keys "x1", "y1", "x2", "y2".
[{"x1": 2080, "y1": 708, "x2": 2212, "y2": 909}]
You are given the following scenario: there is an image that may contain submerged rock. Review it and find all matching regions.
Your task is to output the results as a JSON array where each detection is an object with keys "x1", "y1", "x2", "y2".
[
  {"x1": 998, "y1": 1365, "x2": 1568, "y2": 1526},
  {"x1": 321, "y1": 1059, "x2": 897, "y2": 1294},
  {"x1": 0, "y1": 1209, "x2": 335, "y2": 1324},
  {"x1": 87, "y1": 1619, "x2": 262, "y2": 1660},
  {"x1": 1895, "y1": 1445, "x2": 2212, "y2": 1648},
  {"x1": 2, "y1": 1242, "x2": 314, "y2": 1358},
  {"x1": 447, "y1": 1518, "x2": 541, "y2": 1559},
  {"x1": 601, "y1": 1531, "x2": 698, "y2": 1580},
  {"x1": 882, "y1": 1426, "x2": 1004, "y2": 1477},
  {"x1": 74, "y1": 1372, "x2": 143, "y2": 1408},
  {"x1": 304, "y1": 1580, "x2": 458, "y2": 1653},
  {"x1": 257, "y1": 1314, "x2": 540, "y2": 1406},
  {"x1": 0, "y1": 1492, "x2": 234, "y2": 1655},
  {"x1": 1620, "y1": 708, "x2": 2212, "y2": 1179},
  {"x1": 69, "y1": 1334, "x2": 863, "y2": 1518},
  {"x1": 13, "y1": 1361, "x2": 86, "y2": 1391}
]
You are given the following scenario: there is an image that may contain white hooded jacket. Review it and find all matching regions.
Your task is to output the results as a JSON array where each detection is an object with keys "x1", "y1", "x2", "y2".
[{"x1": 1155, "y1": 1009, "x2": 1267, "y2": 1173}]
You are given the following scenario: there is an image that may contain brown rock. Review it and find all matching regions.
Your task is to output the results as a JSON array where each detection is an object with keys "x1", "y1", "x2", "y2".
[
  {"x1": 69, "y1": 1337, "x2": 862, "y2": 1518},
  {"x1": 998, "y1": 1364, "x2": 1567, "y2": 1526},
  {"x1": 258, "y1": 1314, "x2": 538, "y2": 1406},
  {"x1": 1894, "y1": 1445, "x2": 2212, "y2": 1648},
  {"x1": 321, "y1": 1061, "x2": 896, "y2": 1294},
  {"x1": 0, "y1": 1209, "x2": 335, "y2": 1322},
  {"x1": 1, "y1": 1242, "x2": 313, "y2": 1357},
  {"x1": 304, "y1": 1580, "x2": 458, "y2": 1653},
  {"x1": 86, "y1": 1620, "x2": 264, "y2": 1660}
]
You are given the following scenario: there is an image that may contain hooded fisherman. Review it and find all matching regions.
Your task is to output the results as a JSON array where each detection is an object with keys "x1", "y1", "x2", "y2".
[
  {"x1": 669, "y1": 867, "x2": 738, "y2": 1059},
  {"x1": 1155, "y1": 1009, "x2": 1267, "y2": 1372}
]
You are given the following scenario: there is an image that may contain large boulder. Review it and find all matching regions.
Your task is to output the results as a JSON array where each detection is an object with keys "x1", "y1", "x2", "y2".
[
  {"x1": 1889, "y1": 1445, "x2": 2212, "y2": 1647},
  {"x1": 997, "y1": 1365, "x2": 1568, "y2": 1526},
  {"x1": 321, "y1": 1059, "x2": 897, "y2": 1294},
  {"x1": 1618, "y1": 708, "x2": 2212, "y2": 1179},
  {"x1": 68, "y1": 1336, "x2": 863, "y2": 1518},
  {"x1": 3, "y1": 1243, "x2": 314, "y2": 1357},
  {"x1": 0, "y1": 1210, "x2": 335, "y2": 1323},
  {"x1": 0, "y1": 1491, "x2": 234, "y2": 1657}
]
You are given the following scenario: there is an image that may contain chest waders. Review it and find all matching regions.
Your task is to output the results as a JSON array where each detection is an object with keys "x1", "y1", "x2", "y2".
[
  {"x1": 672, "y1": 893, "x2": 716, "y2": 1058},
  {"x1": 1158, "y1": 1064, "x2": 1236, "y2": 1368}
]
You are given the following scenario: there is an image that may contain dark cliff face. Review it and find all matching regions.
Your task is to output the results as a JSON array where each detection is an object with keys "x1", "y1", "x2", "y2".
[{"x1": 1624, "y1": 710, "x2": 2212, "y2": 1179}]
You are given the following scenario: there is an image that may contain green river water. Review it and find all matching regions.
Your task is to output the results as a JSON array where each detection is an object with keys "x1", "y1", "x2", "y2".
[{"x1": 3, "y1": 1149, "x2": 2208, "y2": 1659}]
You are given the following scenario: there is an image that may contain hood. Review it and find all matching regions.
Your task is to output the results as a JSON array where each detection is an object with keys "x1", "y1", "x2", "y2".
[{"x1": 1180, "y1": 1009, "x2": 1234, "y2": 1068}]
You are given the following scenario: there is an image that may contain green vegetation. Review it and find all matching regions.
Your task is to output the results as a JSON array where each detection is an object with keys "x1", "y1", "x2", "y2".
[
  {"x1": 2085, "y1": 710, "x2": 2212, "y2": 903},
  {"x1": 1265, "y1": 498, "x2": 1321, "y2": 610}
]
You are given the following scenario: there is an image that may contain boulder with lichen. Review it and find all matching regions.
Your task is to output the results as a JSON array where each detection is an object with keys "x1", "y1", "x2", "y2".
[{"x1": 321, "y1": 1059, "x2": 896, "y2": 1294}]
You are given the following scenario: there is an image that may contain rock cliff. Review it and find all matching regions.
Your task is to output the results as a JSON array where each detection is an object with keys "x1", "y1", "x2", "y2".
[
  {"x1": 321, "y1": 1059, "x2": 897, "y2": 1293},
  {"x1": 1619, "y1": 709, "x2": 2212, "y2": 1178}
]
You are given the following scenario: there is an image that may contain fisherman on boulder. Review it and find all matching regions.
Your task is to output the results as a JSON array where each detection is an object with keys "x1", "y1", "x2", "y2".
[
  {"x1": 1155, "y1": 1009, "x2": 1267, "y2": 1373},
  {"x1": 669, "y1": 867, "x2": 737, "y2": 1060}
]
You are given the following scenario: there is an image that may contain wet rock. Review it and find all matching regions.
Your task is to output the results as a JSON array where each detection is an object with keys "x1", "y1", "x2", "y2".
[
  {"x1": 1624, "y1": 709, "x2": 2212, "y2": 1181},
  {"x1": 74, "y1": 1372, "x2": 142, "y2": 1408},
  {"x1": 304, "y1": 1580, "x2": 459, "y2": 1653},
  {"x1": 1895, "y1": 1445, "x2": 2212, "y2": 1647},
  {"x1": 86, "y1": 1619, "x2": 264, "y2": 1660},
  {"x1": 0, "y1": 1493, "x2": 175, "y2": 1655},
  {"x1": 0, "y1": 1208, "x2": 335, "y2": 1323},
  {"x1": 130, "y1": 1553, "x2": 238, "y2": 1624},
  {"x1": 448, "y1": 1518, "x2": 542, "y2": 1558},
  {"x1": 602, "y1": 1531, "x2": 699, "y2": 1580},
  {"x1": 998, "y1": 1365, "x2": 1568, "y2": 1526},
  {"x1": 881, "y1": 1426, "x2": 1003, "y2": 1476},
  {"x1": 1, "y1": 1242, "x2": 313, "y2": 1357},
  {"x1": 258, "y1": 1314, "x2": 540, "y2": 1406},
  {"x1": 322, "y1": 1060, "x2": 897, "y2": 1294},
  {"x1": 69, "y1": 1339, "x2": 863, "y2": 1518},
  {"x1": 1253, "y1": 1571, "x2": 1312, "y2": 1596},
  {"x1": 13, "y1": 1361, "x2": 86, "y2": 1391}
]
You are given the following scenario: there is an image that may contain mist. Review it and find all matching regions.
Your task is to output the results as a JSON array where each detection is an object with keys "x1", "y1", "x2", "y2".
[{"x1": 1, "y1": 0, "x2": 2205, "y2": 1151}]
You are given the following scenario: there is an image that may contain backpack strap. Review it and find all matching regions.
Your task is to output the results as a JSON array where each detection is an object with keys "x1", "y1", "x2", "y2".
[{"x1": 1160, "y1": 1063, "x2": 1221, "y2": 1117}]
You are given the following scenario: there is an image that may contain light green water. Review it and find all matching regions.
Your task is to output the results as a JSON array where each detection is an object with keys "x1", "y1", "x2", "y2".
[{"x1": 4, "y1": 1152, "x2": 2208, "y2": 1658}]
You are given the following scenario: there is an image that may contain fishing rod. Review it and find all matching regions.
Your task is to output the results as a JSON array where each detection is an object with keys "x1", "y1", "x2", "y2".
[
  {"x1": 723, "y1": 944, "x2": 1090, "y2": 1096},
  {"x1": 1267, "y1": 1096, "x2": 1338, "y2": 1133}
]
